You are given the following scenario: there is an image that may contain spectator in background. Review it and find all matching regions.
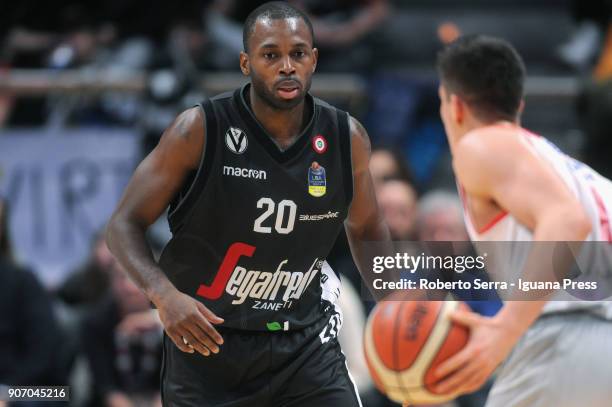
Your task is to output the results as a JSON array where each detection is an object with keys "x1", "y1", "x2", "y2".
[
  {"x1": 416, "y1": 191, "x2": 501, "y2": 407},
  {"x1": 290, "y1": 0, "x2": 390, "y2": 72},
  {"x1": 416, "y1": 190, "x2": 501, "y2": 317},
  {"x1": 417, "y1": 190, "x2": 468, "y2": 242},
  {"x1": 81, "y1": 261, "x2": 162, "y2": 407},
  {"x1": 369, "y1": 146, "x2": 415, "y2": 192},
  {"x1": 57, "y1": 230, "x2": 114, "y2": 307},
  {"x1": 204, "y1": 0, "x2": 389, "y2": 72},
  {"x1": 577, "y1": 77, "x2": 612, "y2": 180},
  {"x1": 558, "y1": 0, "x2": 609, "y2": 71},
  {"x1": 204, "y1": 0, "x2": 268, "y2": 69},
  {"x1": 377, "y1": 178, "x2": 418, "y2": 241},
  {"x1": 0, "y1": 197, "x2": 68, "y2": 396},
  {"x1": 329, "y1": 146, "x2": 415, "y2": 298},
  {"x1": 2, "y1": 0, "x2": 208, "y2": 127}
]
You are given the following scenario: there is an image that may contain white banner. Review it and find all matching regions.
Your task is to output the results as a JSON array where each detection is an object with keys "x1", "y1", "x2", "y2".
[{"x1": 0, "y1": 129, "x2": 140, "y2": 287}]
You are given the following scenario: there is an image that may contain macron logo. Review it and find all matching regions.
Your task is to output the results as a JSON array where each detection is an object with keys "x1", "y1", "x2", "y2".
[{"x1": 223, "y1": 166, "x2": 267, "y2": 180}]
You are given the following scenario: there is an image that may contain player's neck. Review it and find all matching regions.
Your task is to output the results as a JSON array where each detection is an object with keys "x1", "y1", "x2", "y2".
[
  {"x1": 449, "y1": 118, "x2": 520, "y2": 154},
  {"x1": 248, "y1": 87, "x2": 309, "y2": 150}
]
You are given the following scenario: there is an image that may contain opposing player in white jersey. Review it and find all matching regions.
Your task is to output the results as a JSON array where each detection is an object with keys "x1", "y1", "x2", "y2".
[{"x1": 432, "y1": 35, "x2": 612, "y2": 407}]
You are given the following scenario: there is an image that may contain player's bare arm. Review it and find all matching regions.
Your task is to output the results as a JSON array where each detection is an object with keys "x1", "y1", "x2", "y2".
[
  {"x1": 344, "y1": 116, "x2": 392, "y2": 298},
  {"x1": 434, "y1": 127, "x2": 592, "y2": 395},
  {"x1": 106, "y1": 107, "x2": 224, "y2": 357}
]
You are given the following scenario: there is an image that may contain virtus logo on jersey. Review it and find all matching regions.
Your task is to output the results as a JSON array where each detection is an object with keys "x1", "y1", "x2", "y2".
[
  {"x1": 197, "y1": 243, "x2": 321, "y2": 311},
  {"x1": 225, "y1": 127, "x2": 248, "y2": 154}
]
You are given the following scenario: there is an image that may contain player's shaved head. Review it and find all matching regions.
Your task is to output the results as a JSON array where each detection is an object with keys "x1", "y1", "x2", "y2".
[
  {"x1": 243, "y1": 1, "x2": 314, "y2": 53},
  {"x1": 437, "y1": 35, "x2": 526, "y2": 122}
]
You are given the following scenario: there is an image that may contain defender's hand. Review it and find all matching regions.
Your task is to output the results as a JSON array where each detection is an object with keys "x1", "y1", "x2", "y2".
[
  {"x1": 432, "y1": 309, "x2": 521, "y2": 395},
  {"x1": 156, "y1": 288, "x2": 224, "y2": 356}
]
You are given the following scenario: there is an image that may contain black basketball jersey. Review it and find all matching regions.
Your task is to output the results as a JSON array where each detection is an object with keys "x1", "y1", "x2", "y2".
[{"x1": 158, "y1": 84, "x2": 353, "y2": 331}]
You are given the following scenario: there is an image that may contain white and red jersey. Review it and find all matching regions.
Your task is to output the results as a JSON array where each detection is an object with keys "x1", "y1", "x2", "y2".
[{"x1": 459, "y1": 126, "x2": 612, "y2": 318}]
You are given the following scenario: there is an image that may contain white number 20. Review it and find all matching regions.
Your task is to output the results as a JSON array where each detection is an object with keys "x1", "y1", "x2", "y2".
[{"x1": 253, "y1": 197, "x2": 296, "y2": 234}]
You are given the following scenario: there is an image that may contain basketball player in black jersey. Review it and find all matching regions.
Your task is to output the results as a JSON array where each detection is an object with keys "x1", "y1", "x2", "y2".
[{"x1": 106, "y1": 2, "x2": 389, "y2": 406}]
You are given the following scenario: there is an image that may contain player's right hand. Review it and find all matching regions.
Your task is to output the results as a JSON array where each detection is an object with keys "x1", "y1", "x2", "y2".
[{"x1": 155, "y1": 288, "x2": 224, "y2": 356}]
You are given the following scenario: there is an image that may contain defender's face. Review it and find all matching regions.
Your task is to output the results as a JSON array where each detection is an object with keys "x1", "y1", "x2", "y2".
[{"x1": 241, "y1": 17, "x2": 318, "y2": 110}]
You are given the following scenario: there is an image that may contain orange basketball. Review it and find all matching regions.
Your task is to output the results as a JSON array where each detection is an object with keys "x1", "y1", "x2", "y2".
[{"x1": 363, "y1": 300, "x2": 470, "y2": 404}]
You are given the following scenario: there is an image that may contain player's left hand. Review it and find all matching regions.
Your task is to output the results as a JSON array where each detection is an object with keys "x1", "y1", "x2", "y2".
[{"x1": 432, "y1": 309, "x2": 522, "y2": 395}]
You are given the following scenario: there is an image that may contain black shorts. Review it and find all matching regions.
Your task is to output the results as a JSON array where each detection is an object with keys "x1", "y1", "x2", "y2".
[{"x1": 160, "y1": 311, "x2": 362, "y2": 407}]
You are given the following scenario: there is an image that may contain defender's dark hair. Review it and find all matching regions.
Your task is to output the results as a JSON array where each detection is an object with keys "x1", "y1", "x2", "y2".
[
  {"x1": 243, "y1": 1, "x2": 314, "y2": 52},
  {"x1": 436, "y1": 35, "x2": 526, "y2": 122}
]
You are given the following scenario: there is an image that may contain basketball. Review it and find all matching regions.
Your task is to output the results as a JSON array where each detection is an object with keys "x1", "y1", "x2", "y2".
[{"x1": 364, "y1": 300, "x2": 470, "y2": 404}]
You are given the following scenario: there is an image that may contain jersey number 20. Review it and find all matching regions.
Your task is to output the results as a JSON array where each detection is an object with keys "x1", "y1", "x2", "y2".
[{"x1": 253, "y1": 197, "x2": 296, "y2": 234}]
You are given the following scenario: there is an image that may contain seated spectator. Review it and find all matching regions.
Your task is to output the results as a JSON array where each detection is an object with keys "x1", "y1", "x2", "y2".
[
  {"x1": 417, "y1": 190, "x2": 469, "y2": 242},
  {"x1": 417, "y1": 190, "x2": 502, "y2": 315},
  {"x1": 0, "y1": 197, "x2": 67, "y2": 397},
  {"x1": 369, "y1": 146, "x2": 415, "y2": 192},
  {"x1": 377, "y1": 178, "x2": 418, "y2": 241},
  {"x1": 416, "y1": 191, "x2": 501, "y2": 407},
  {"x1": 290, "y1": 0, "x2": 390, "y2": 72},
  {"x1": 81, "y1": 261, "x2": 163, "y2": 407},
  {"x1": 57, "y1": 230, "x2": 114, "y2": 308}
]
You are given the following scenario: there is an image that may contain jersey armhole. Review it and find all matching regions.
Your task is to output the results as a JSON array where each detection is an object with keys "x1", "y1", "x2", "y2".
[
  {"x1": 337, "y1": 109, "x2": 353, "y2": 208},
  {"x1": 167, "y1": 99, "x2": 218, "y2": 233}
]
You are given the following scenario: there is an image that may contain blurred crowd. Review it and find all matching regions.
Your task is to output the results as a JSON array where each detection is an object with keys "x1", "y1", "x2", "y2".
[
  {"x1": 1, "y1": 0, "x2": 390, "y2": 129},
  {"x1": 3, "y1": 1, "x2": 612, "y2": 407},
  {"x1": 4, "y1": 0, "x2": 612, "y2": 178}
]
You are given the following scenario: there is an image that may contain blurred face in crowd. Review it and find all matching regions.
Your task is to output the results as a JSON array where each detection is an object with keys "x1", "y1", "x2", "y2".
[
  {"x1": 110, "y1": 262, "x2": 150, "y2": 314},
  {"x1": 377, "y1": 180, "x2": 418, "y2": 240},
  {"x1": 418, "y1": 206, "x2": 469, "y2": 242},
  {"x1": 370, "y1": 150, "x2": 399, "y2": 191},
  {"x1": 240, "y1": 17, "x2": 318, "y2": 110}
]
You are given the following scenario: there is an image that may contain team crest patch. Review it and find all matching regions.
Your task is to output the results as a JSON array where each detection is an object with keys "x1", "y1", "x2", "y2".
[
  {"x1": 225, "y1": 127, "x2": 248, "y2": 154},
  {"x1": 308, "y1": 161, "x2": 326, "y2": 197},
  {"x1": 312, "y1": 134, "x2": 327, "y2": 154}
]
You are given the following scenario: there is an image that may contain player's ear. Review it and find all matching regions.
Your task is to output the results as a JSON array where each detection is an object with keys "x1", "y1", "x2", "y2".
[
  {"x1": 450, "y1": 94, "x2": 464, "y2": 125},
  {"x1": 240, "y1": 51, "x2": 250, "y2": 76},
  {"x1": 312, "y1": 47, "x2": 318, "y2": 73}
]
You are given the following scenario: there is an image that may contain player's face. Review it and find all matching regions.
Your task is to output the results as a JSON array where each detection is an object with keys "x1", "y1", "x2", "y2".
[{"x1": 241, "y1": 17, "x2": 318, "y2": 110}]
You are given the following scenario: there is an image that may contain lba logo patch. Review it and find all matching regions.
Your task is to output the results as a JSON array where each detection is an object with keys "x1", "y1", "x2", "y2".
[
  {"x1": 225, "y1": 127, "x2": 248, "y2": 154},
  {"x1": 308, "y1": 161, "x2": 326, "y2": 197},
  {"x1": 312, "y1": 135, "x2": 327, "y2": 154}
]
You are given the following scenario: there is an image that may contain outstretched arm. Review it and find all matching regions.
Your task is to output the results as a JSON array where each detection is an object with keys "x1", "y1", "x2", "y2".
[{"x1": 106, "y1": 106, "x2": 224, "y2": 357}]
